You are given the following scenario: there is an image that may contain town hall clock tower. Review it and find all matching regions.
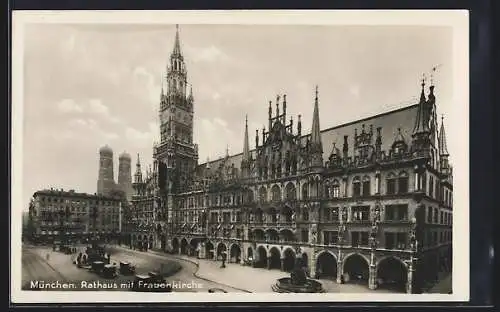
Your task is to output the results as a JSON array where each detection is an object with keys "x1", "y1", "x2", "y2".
[{"x1": 154, "y1": 25, "x2": 199, "y2": 205}]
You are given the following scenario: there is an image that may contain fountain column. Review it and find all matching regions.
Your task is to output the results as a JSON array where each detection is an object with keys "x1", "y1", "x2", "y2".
[{"x1": 336, "y1": 259, "x2": 344, "y2": 284}]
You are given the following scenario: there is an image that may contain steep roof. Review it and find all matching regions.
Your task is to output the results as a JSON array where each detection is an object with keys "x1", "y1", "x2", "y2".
[{"x1": 196, "y1": 103, "x2": 419, "y2": 175}]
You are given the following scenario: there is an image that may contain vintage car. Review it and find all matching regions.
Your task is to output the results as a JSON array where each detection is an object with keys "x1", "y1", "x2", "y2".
[
  {"x1": 208, "y1": 288, "x2": 228, "y2": 293},
  {"x1": 90, "y1": 261, "x2": 105, "y2": 274},
  {"x1": 119, "y1": 261, "x2": 136, "y2": 275},
  {"x1": 131, "y1": 273, "x2": 172, "y2": 292},
  {"x1": 101, "y1": 264, "x2": 117, "y2": 278}
]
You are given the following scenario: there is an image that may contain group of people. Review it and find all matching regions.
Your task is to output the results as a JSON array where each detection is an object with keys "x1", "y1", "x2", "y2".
[{"x1": 75, "y1": 245, "x2": 112, "y2": 266}]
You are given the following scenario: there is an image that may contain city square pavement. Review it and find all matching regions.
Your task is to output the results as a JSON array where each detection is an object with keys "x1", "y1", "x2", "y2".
[
  {"x1": 114, "y1": 246, "x2": 396, "y2": 293},
  {"x1": 22, "y1": 243, "x2": 245, "y2": 292}
]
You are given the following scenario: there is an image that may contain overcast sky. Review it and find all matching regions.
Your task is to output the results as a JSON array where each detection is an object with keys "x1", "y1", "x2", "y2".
[{"x1": 22, "y1": 23, "x2": 456, "y2": 208}]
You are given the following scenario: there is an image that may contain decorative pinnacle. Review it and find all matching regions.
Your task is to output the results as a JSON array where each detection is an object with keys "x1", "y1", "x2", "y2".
[{"x1": 315, "y1": 85, "x2": 319, "y2": 99}]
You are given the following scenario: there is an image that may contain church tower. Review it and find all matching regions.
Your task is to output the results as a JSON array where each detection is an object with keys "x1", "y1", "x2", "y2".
[
  {"x1": 97, "y1": 145, "x2": 115, "y2": 196},
  {"x1": 118, "y1": 151, "x2": 133, "y2": 201},
  {"x1": 155, "y1": 25, "x2": 199, "y2": 196}
]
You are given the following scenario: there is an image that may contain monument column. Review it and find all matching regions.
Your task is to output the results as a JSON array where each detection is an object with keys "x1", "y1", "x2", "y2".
[
  {"x1": 336, "y1": 259, "x2": 344, "y2": 284},
  {"x1": 267, "y1": 257, "x2": 272, "y2": 270},
  {"x1": 280, "y1": 258, "x2": 285, "y2": 271},
  {"x1": 406, "y1": 263, "x2": 415, "y2": 294}
]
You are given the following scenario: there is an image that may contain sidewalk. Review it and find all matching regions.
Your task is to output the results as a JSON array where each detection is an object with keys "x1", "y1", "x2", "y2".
[
  {"x1": 427, "y1": 273, "x2": 452, "y2": 294},
  {"x1": 27, "y1": 247, "x2": 96, "y2": 281}
]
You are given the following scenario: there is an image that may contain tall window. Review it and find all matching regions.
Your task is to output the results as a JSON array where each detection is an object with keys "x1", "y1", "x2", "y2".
[
  {"x1": 429, "y1": 176, "x2": 434, "y2": 198},
  {"x1": 259, "y1": 187, "x2": 267, "y2": 204},
  {"x1": 362, "y1": 176, "x2": 371, "y2": 196},
  {"x1": 301, "y1": 229, "x2": 309, "y2": 243},
  {"x1": 352, "y1": 176, "x2": 361, "y2": 197},
  {"x1": 427, "y1": 205, "x2": 432, "y2": 223},
  {"x1": 271, "y1": 185, "x2": 281, "y2": 202},
  {"x1": 433, "y1": 208, "x2": 439, "y2": 223},
  {"x1": 351, "y1": 206, "x2": 370, "y2": 221},
  {"x1": 332, "y1": 180, "x2": 340, "y2": 198},
  {"x1": 302, "y1": 183, "x2": 309, "y2": 200},
  {"x1": 386, "y1": 173, "x2": 396, "y2": 195},
  {"x1": 351, "y1": 231, "x2": 369, "y2": 247},
  {"x1": 385, "y1": 204, "x2": 408, "y2": 221},
  {"x1": 285, "y1": 183, "x2": 296, "y2": 201},
  {"x1": 398, "y1": 172, "x2": 409, "y2": 193}
]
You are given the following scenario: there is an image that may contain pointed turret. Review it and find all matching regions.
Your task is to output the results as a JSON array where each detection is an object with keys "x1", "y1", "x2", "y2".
[
  {"x1": 309, "y1": 86, "x2": 323, "y2": 167},
  {"x1": 241, "y1": 115, "x2": 251, "y2": 178},
  {"x1": 243, "y1": 115, "x2": 250, "y2": 161},
  {"x1": 172, "y1": 24, "x2": 182, "y2": 57},
  {"x1": 310, "y1": 86, "x2": 322, "y2": 151},
  {"x1": 439, "y1": 115, "x2": 449, "y2": 156},
  {"x1": 439, "y1": 115, "x2": 450, "y2": 173},
  {"x1": 412, "y1": 77, "x2": 430, "y2": 136},
  {"x1": 134, "y1": 153, "x2": 143, "y2": 184}
]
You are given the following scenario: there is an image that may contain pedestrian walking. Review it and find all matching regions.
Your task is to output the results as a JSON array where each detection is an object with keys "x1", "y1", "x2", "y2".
[{"x1": 46, "y1": 252, "x2": 50, "y2": 261}]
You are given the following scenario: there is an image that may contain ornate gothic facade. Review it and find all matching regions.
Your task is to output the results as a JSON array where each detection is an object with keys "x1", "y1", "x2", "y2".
[{"x1": 128, "y1": 26, "x2": 453, "y2": 294}]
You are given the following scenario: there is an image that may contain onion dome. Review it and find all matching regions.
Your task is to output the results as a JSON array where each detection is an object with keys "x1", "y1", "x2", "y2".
[
  {"x1": 119, "y1": 151, "x2": 131, "y2": 160},
  {"x1": 99, "y1": 144, "x2": 113, "y2": 156}
]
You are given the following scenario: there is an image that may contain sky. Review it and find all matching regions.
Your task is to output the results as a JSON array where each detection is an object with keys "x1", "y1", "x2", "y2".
[{"x1": 21, "y1": 23, "x2": 456, "y2": 209}]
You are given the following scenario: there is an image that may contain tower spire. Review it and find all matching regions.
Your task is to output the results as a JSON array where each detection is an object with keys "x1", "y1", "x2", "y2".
[
  {"x1": 310, "y1": 85, "x2": 322, "y2": 148},
  {"x1": 243, "y1": 115, "x2": 250, "y2": 161},
  {"x1": 172, "y1": 24, "x2": 182, "y2": 56},
  {"x1": 309, "y1": 85, "x2": 323, "y2": 168},
  {"x1": 439, "y1": 115, "x2": 449, "y2": 156},
  {"x1": 412, "y1": 75, "x2": 430, "y2": 136}
]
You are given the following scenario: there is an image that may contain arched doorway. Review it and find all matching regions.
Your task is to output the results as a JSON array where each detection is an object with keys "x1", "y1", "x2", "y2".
[
  {"x1": 148, "y1": 235, "x2": 154, "y2": 249},
  {"x1": 190, "y1": 239, "x2": 199, "y2": 257},
  {"x1": 160, "y1": 235, "x2": 166, "y2": 250},
  {"x1": 171, "y1": 237, "x2": 179, "y2": 254},
  {"x1": 343, "y1": 253, "x2": 369, "y2": 285},
  {"x1": 377, "y1": 257, "x2": 408, "y2": 292},
  {"x1": 279, "y1": 229, "x2": 296, "y2": 242},
  {"x1": 216, "y1": 243, "x2": 227, "y2": 260},
  {"x1": 180, "y1": 238, "x2": 188, "y2": 255},
  {"x1": 282, "y1": 248, "x2": 296, "y2": 272},
  {"x1": 247, "y1": 247, "x2": 254, "y2": 262},
  {"x1": 230, "y1": 244, "x2": 241, "y2": 263},
  {"x1": 316, "y1": 251, "x2": 337, "y2": 279},
  {"x1": 255, "y1": 246, "x2": 267, "y2": 268},
  {"x1": 269, "y1": 247, "x2": 281, "y2": 270},
  {"x1": 205, "y1": 241, "x2": 214, "y2": 260}
]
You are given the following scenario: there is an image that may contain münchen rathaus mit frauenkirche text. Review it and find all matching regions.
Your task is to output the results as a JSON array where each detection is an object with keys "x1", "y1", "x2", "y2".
[{"x1": 127, "y1": 26, "x2": 453, "y2": 294}]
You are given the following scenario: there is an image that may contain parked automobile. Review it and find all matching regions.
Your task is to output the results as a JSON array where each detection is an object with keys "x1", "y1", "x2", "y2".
[
  {"x1": 90, "y1": 261, "x2": 105, "y2": 274},
  {"x1": 119, "y1": 261, "x2": 136, "y2": 275},
  {"x1": 208, "y1": 288, "x2": 228, "y2": 293},
  {"x1": 131, "y1": 273, "x2": 172, "y2": 292},
  {"x1": 102, "y1": 264, "x2": 117, "y2": 278}
]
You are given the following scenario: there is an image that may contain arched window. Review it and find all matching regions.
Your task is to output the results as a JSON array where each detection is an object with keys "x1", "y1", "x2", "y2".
[
  {"x1": 285, "y1": 183, "x2": 296, "y2": 201},
  {"x1": 398, "y1": 171, "x2": 409, "y2": 194},
  {"x1": 386, "y1": 172, "x2": 396, "y2": 195},
  {"x1": 352, "y1": 176, "x2": 361, "y2": 197},
  {"x1": 271, "y1": 185, "x2": 281, "y2": 202},
  {"x1": 362, "y1": 176, "x2": 371, "y2": 196},
  {"x1": 301, "y1": 183, "x2": 309, "y2": 200},
  {"x1": 332, "y1": 180, "x2": 340, "y2": 198},
  {"x1": 259, "y1": 187, "x2": 267, "y2": 204}
]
